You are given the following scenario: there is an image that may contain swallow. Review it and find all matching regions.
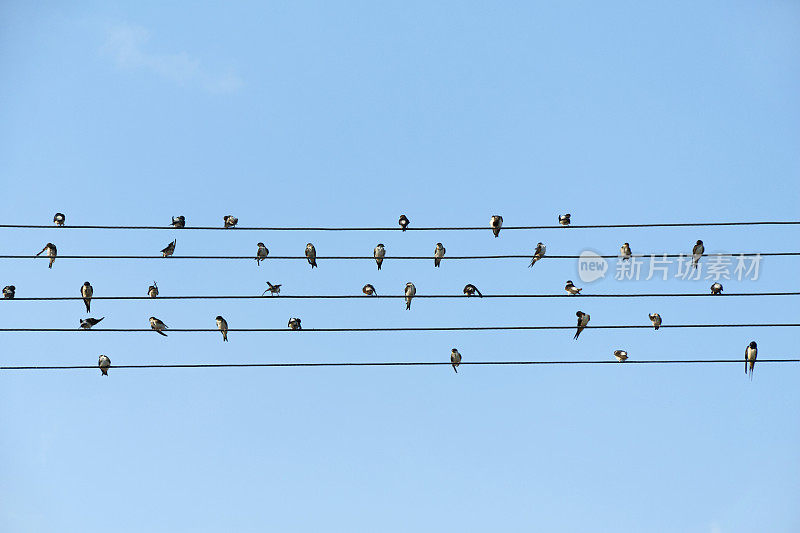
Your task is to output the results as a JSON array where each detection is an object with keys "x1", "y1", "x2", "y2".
[
  {"x1": 559, "y1": 214, "x2": 571, "y2": 226},
  {"x1": 614, "y1": 350, "x2": 628, "y2": 362},
  {"x1": 451, "y1": 348, "x2": 462, "y2": 373},
  {"x1": 80, "y1": 317, "x2": 104, "y2": 329},
  {"x1": 148, "y1": 281, "x2": 159, "y2": 298},
  {"x1": 565, "y1": 280, "x2": 582, "y2": 295},
  {"x1": 98, "y1": 354, "x2": 111, "y2": 376},
  {"x1": 81, "y1": 282, "x2": 93, "y2": 313},
  {"x1": 490, "y1": 215, "x2": 503, "y2": 237},
  {"x1": 574, "y1": 311, "x2": 590, "y2": 340},
  {"x1": 529, "y1": 242, "x2": 546, "y2": 267},
  {"x1": 161, "y1": 239, "x2": 176, "y2": 258},
  {"x1": 171, "y1": 215, "x2": 185, "y2": 228},
  {"x1": 745, "y1": 341, "x2": 757, "y2": 380},
  {"x1": 405, "y1": 282, "x2": 416, "y2": 310},
  {"x1": 256, "y1": 243, "x2": 269, "y2": 265},
  {"x1": 649, "y1": 313, "x2": 662, "y2": 330},
  {"x1": 399, "y1": 214, "x2": 410, "y2": 231},
  {"x1": 149, "y1": 316, "x2": 168, "y2": 336},
  {"x1": 216, "y1": 315, "x2": 229, "y2": 342},
  {"x1": 434, "y1": 243, "x2": 445, "y2": 267},
  {"x1": 2, "y1": 285, "x2": 15, "y2": 299},
  {"x1": 362, "y1": 284, "x2": 377, "y2": 296},
  {"x1": 53, "y1": 212, "x2": 65, "y2": 226},
  {"x1": 223, "y1": 215, "x2": 238, "y2": 228},
  {"x1": 305, "y1": 243, "x2": 317, "y2": 268},
  {"x1": 620, "y1": 243, "x2": 632, "y2": 261},
  {"x1": 262, "y1": 282, "x2": 281, "y2": 296},
  {"x1": 710, "y1": 282, "x2": 723, "y2": 295},
  {"x1": 374, "y1": 244, "x2": 385, "y2": 270},
  {"x1": 36, "y1": 243, "x2": 57, "y2": 268},
  {"x1": 463, "y1": 284, "x2": 482, "y2": 297},
  {"x1": 691, "y1": 240, "x2": 704, "y2": 269},
  {"x1": 288, "y1": 317, "x2": 302, "y2": 330}
]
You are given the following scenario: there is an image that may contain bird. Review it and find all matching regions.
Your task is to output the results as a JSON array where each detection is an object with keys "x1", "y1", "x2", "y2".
[
  {"x1": 2, "y1": 285, "x2": 15, "y2": 299},
  {"x1": 451, "y1": 348, "x2": 462, "y2": 373},
  {"x1": 36, "y1": 243, "x2": 57, "y2": 268},
  {"x1": 559, "y1": 214, "x2": 571, "y2": 226},
  {"x1": 529, "y1": 242, "x2": 546, "y2": 267},
  {"x1": 53, "y1": 212, "x2": 65, "y2": 226},
  {"x1": 98, "y1": 355, "x2": 111, "y2": 376},
  {"x1": 80, "y1": 317, "x2": 104, "y2": 329},
  {"x1": 362, "y1": 284, "x2": 377, "y2": 296},
  {"x1": 262, "y1": 282, "x2": 281, "y2": 296},
  {"x1": 374, "y1": 244, "x2": 385, "y2": 270},
  {"x1": 405, "y1": 282, "x2": 416, "y2": 310},
  {"x1": 223, "y1": 215, "x2": 238, "y2": 228},
  {"x1": 149, "y1": 317, "x2": 168, "y2": 336},
  {"x1": 574, "y1": 311, "x2": 590, "y2": 340},
  {"x1": 490, "y1": 215, "x2": 503, "y2": 237},
  {"x1": 161, "y1": 239, "x2": 176, "y2": 258},
  {"x1": 81, "y1": 282, "x2": 93, "y2": 313},
  {"x1": 710, "y1": 282, "x2": 723, "y2": 295},
  {"x1": 463, "y1": 284, "x2": 482, "y2": 297},
  {"x1": 288, "y1": 317, "x2": 302, "y2": 330},
  {"x1": 620, "y1": 242, "x2": 632, "y2": 261},
  {"x1": 565, "y1": 280, "x2": 582, "y2": 295},
  {"x1": 434, "y1": 243, "x2": 446, "y2": 267},
  {"x1": 745, "y1": 341, "x2": 757, "y2": 380},
  {"x1": 171, "y1": 215, "x2": 185, "y2": 228},
  {"x1": 148, "y1": 282, "x2": 159, "y2": 298},
  {"x1": 216, "y1": 316, "x2": 228, "y2": 342},
  {"x1": 691, "y1": 240, "x2": 704, "y2": 269},
  {"x1": 649, "y1": 313, "x2": 662, "y2": 330},
  {"x1": 256, "y1": 243, "x2": 269, "y2": 265},
  {"x1": 614, "y1": 350, "x2": 629, "y2": 362},
  {"x1": 398, "y1": 214, "x2": 410, "y2": 231},
  {"x1": 305, "y1": 243, "x2": 317, "y2": 268}
]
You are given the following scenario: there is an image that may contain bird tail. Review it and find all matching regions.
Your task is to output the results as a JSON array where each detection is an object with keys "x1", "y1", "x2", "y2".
[
  {"x1": 101, "y1": 368, "x2": 108, "y2": 376},
  {"x1": 157, "y1": 330, "x2": 168, "y2": 337},
  {"x1": 435, "y1": 259, "x2": 440, "y2": 267},
  {"x1": 406, "y1": 300, "x2": 411, "y2": 310},
  {"x1": 453, "y1": 365, "x2": 458, "y2": 373},
  {"x1": 654, "y1": 325, "x2": 659, "y2": 330},
  {"x1": 574, "y1": 329, "x2": 581, "y2": 340},
  {"x1": 223, "y1": 332, "x2": 228, "y2": 342},
  {"x1": 49, "y1": 258, "x2": 54, "y2": 268},
  {"x1": 377, "y1": 262, "x2": 381, "y2": 271},
  {"x1": 84, "y1": 300, "x2": 90, "y2": 313},
  {"x1": 96, "y1": 317, "x2": 104, "y2": 324},
  {"x1": 476, "y1": 288, "x2": 483, "y2": 297}
]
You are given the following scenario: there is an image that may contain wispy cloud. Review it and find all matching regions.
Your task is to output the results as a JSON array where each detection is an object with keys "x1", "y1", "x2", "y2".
[{"x1": 102, "y1": 24, "x2": 243, "y2": 93}]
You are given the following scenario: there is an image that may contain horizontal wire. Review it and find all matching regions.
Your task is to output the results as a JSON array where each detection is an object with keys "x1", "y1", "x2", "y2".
[{"x1": 2, "y1": 359, "x2": 798, "y2": 371}]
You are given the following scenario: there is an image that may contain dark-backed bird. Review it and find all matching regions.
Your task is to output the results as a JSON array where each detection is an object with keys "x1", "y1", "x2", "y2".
[
  {"x1": 53, "y1": 213, "x2": 65, "y2": 226},
  {"x1": 745, "y1": 341, "x2": 757, "y2": 380},
  {"x1": 374, "y1": 244, "x2": 385, "y2": 270},
  {"x1": 161, "y1": 239, "x2": 176, "y2": 258},
  {"x1": 398, "y1": 214, "x2": 410, "y2": 231},
  {"x1": 171, "y1": 215, "x2": 185, "y2": 228},
  {"x1": 288, "y1": 317, "x2": 302, "y2": 330},
  {"x1": 2, "y1": 285, "x2": 15, "y2": 299},
  {"x1": 81, "y1": 282, "x2": 93, "y2": 313},
  {"x1": 216, "y1": 315, "x2": 228, "y2": 342},
  {"x1": 574, "y1": 311, "x2": 590, "y2": 340},
  {"x1": 691, "y1": 240, "x2": 704, "y2": 269},
  {"x1": 305, "y1": 243, "x2": 317, "y2": 268},
  {"x1": 710, "y1": 282, "x2": 723, "y2": 295},
  {"x1": 405, "y1": 282, "x2": 416, "y2": 310},
  {"x1": 649, "y1": 313, "x2": 662, "y2": 330},
  {"x1": 529, "y1": 242, "x2": 546, "y2": 267},
  {"x1": 559, "y1": 214, "x2": 571, "y2": 226},
  {"x1": 256, "y1": 243, "x2": 269, "y2": 265},
  {"x1": 434, "y1": 243, "x2": 445, "y2": 267},
  {"x1": 362, "y1": 284, "x2": 377, "y2": 296},
  {"x1": 36, "y1": 243, "x2": 57, "y2": 268},
  {"x1": 148, "y1": 282, "x2": 159, "y2": 298},
  {"x1": 463, "y1": 284, "x2": 482, "y2": 297},
  {"x1": 149, "y1": 317, "x2": 168, "y2": 336},
  {"x1": 565, "y1": 280, "x2": 582, "y2": 295},
  {"x1": 98, "y1": 355, "x2": 111, "y2": 376},
  {"x1": 223, "y1": 215, "x2": 238, "y2": 228},
  {"x1": 80, "y1": 317, "x2": 104, "y2": 329},
  {"x1": 262, "y1": 282, "x2": 281, "y2": 296},
  {"x1": 451, "y1": 348, "x2": 462, "y2": 373},
  {"x1": 620, "y1": 243, "x2": 632, "y2": 261},
  {"x1": 490, "y1": 215, "x2": 503, "y2": 237},
  {"x1": 614, "y1": 350, "x2": 628, "y2": 362}
]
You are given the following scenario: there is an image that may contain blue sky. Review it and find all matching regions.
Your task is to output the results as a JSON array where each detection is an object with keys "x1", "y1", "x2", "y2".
[{"x1": 1, "y1": 1, "x2": 798, "y2": 532}]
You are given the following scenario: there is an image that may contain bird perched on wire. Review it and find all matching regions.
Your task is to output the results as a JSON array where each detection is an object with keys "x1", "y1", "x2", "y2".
[
  {"x1": 223, "y1": 215, "x2": 238, "y2": 228},
  {"x1": 288, "y1": 317, "x2": 302, "y2": 330},
  {"x1": 161, "y1": 239, "x2": 176, "y2": 258},
  {"x1": 559, "y1": 214, "x2": 571, "y2": 226},
  {"x1": 148, "y1": 281, "x2": 159, "y2": 298},
  {"x1": 745, "y1": 341, "x2": 757, "y2": 380},
  {"x1": 80, "y1": 317, "x2": 104, "y2": 329},
  {"x1": 81, "y1": 282, "x2": 93, "y2": 313},
  {"x1": 565, "y1": 280, "x2": 582, "y2": 295},
  {"x1": 614, "y1": 350, "x2": 628, "y2": 362},
  {"x1": 405, "y1": 282, "x2": 416, "y2": 310},
  {"x1": 256, "y1": 243, "x2": 269, "y2": 265},
  {"x1": 216, "y1": 315, "x2": 228, "y2": 342},
  {"x1": 305, "y1": 243, "x2": 317, "y2": 268},
  {"x1": 620, "y1": 243, "x2": 632, "y2": 261},
  {"x1": 374, "y1": 244, "x2": 385, "y2": 270},
  {"x1": 691, "y1": 240, "x2": 704, "y2": 269},
  {"x1": 2, "y1": 285, "x2": 15, "y2": 299},
  {"x1": 171, "y1": 215, "x2": 185, "y2": 228},
  {"x1": 451, "y1": 348, "x2": 462, "y2": 373},
  {"x1": 434, "y1": 243, "x2": 446, "y2": 267},
  {"x1": 463, "y1": 284, "x2": 482, "y2": 297},
  {"x1": 710, "y1": 282, "x2": 723, "y2": 295},
  {"x1": 490, "y1": 215, "x2": 503, "y2": 237},
  {"x1": 529, "y1": 242, "x2": 546, "y2": 267},
  {"x1": 53, "y1": 212, "x2": 66, "y2": 226},
  {"x1": 649, "y1": 313, "x2": 662, "y2": 330},
  {"x1": 149, "y1": 317, "x2": 168, "y2": 336},
  {"x1": 362, "y1": 284, "x2": 377, "y2": 296},
  {"x1": 98, "y1": 355, "x2": 111, "y2": 376},
  {"x1": 398, "y1": 214, "x2": 410, "y2": 231},
  {"x1": 36, "y1": 243, "x2": 57, "y2": 268},
  {"x1": 574, "y1": 311, "x2": 590, "y2": 339},
  {"x1": 262, "y1": 282, "x2": 281, "y2": 296}
]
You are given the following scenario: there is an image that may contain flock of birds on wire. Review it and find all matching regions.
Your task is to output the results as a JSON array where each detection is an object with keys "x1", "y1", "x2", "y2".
[{"x1": 4, "y1": 212, "x2": 759, "y2": 378}]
